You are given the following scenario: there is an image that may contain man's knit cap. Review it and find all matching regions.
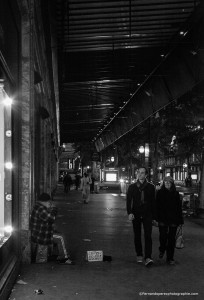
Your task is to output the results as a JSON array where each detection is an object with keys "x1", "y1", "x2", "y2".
[{"x1": 39, "y1": 193, "x2": 51, "y2": 201}]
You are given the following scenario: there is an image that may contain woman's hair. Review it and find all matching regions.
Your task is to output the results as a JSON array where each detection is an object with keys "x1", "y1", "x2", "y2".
[{"x1": 161, "y1": 179, "x2": 176, "y2": 192}]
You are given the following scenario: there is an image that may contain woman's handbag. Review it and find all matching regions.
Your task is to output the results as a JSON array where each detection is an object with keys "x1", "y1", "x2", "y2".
[{"x1": 175, "y1": 225, "x2": 184, "y2": 249}]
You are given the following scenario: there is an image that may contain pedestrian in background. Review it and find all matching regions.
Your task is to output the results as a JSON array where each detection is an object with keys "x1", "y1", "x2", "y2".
[
  {"x1": 127, "y1": 167, "x2": 156, "y2": 267},
  {"x1": 63, "y1": 173, "x2": 72, "y2": 193},
  {"x1": 75, "y1": 173, "x2": 81, "y2": 190},
  {"x1": 90, "y1": 174, "x2": 95, "y2": 193},
  {"x1": 80, "y1": 172, "x2": 91, "y2": 204},
  {"x1": 156, "y1": 176, "x2": 183, "y2": 265}
]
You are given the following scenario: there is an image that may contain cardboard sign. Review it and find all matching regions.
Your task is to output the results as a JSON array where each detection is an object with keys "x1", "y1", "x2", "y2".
[{"x1": 86, "y1": 250, "x2": 103, "y2": 262}]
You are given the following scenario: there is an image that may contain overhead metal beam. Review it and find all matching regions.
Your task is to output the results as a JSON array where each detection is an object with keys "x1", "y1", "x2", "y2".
[{"x1": 95, "y1": 2, "x2": 204, "y2": 151}]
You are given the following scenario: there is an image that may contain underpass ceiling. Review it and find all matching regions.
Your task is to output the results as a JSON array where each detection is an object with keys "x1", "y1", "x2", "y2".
[{"x1": 53, "y1": 0, "x2": 201, "y2": 147}]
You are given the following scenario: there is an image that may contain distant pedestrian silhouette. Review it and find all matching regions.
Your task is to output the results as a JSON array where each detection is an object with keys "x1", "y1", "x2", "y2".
[
  {"x1": 75, "y1": 173, "x2": 81, "y2": 190},
  {"x1": 80, "y1": 173, "x2": 91, "y2": 204},
  {"x1": 90, "y1": 175, "x2": 95, "y2": 193},
  {"x1": 63, "y1": 173, "x2": 72, "y2": 193}
]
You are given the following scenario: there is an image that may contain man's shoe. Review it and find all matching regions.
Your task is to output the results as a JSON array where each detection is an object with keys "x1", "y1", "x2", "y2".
[
  {"x1": 167, "y1": 260, "x2": 175, "y2": 265},
  {"x1": 137, "y1": 256, "x2": 143, "y2": 263},
  {"x1": 58, "y1": 258, "x2": 75, "y2": 265},
  {"x1": 145, "y1": 258, "x2": 153, "y2": 267}
]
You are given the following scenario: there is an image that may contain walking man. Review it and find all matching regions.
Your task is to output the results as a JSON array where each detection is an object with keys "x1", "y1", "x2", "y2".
[{"x1": 126, "y1": 167, "x2": 156, "y2": 266}]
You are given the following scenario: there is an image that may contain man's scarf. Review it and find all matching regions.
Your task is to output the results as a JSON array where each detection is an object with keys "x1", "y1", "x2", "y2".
[{"x1": 136, "y1": 180, "x2": 148, "y2": 204}]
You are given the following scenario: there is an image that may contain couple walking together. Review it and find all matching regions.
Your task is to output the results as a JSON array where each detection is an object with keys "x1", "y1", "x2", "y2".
[{"x1": 127, "y1": 167, "x2": 183, "y2": 267}]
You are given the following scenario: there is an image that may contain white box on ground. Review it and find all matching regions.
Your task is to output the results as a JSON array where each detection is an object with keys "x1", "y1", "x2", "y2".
[{"x1": 86, "y1": 250, "x2": 103, "y2": 262}]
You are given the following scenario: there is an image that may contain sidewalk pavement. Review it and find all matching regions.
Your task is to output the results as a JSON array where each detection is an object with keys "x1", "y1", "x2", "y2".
[
  {"x1": 189, "y1": 217, "x2": 204, "y2": 226},
  {"x1": 9, "y1": 184, "x2": 204, "y2": 300}
]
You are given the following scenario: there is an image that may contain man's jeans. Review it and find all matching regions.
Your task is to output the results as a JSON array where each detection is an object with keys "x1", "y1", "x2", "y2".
[{"x1": 132, "y1": 215, "x2": 152, "y2": 259}]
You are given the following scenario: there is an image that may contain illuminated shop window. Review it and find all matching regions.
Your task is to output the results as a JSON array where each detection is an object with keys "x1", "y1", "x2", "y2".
[
  {"x1": 106, "y1": 173, "x2": 117, "y2": 182},
  {"x1": 191, "y1": 174, "x2": 197, "y2": 180},
  {"x1": 0, "y1": 81, "x2": 13, "y2": 246}
]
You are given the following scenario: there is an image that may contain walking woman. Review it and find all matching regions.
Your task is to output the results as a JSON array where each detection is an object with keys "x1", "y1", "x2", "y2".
[
  {"x1": 156, "y1": 176, "x2": 183, "y2": 265},
  {"x1": 80, "y1": 173, "x2": 91, "y2": 204}
]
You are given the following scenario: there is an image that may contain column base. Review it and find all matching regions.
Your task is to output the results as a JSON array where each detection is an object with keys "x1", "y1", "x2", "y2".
[{"x1": 21, "y1": 230, "x2": 31, "y2": 263}]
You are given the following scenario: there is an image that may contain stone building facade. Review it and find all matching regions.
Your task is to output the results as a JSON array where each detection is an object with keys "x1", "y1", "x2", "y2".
[{"x1": 0, "y1": 0, "x2": 59, "y2": 298}]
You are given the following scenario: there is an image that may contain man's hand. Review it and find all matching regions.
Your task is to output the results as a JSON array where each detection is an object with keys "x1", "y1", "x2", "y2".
[{"x1": 128, "y1": 213, "x2": 135, "y2": 221}]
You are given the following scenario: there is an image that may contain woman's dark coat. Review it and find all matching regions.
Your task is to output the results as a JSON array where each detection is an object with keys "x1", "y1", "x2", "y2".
[{"x1": 156, "y1": 187, "x2": 183, "y2": 226}]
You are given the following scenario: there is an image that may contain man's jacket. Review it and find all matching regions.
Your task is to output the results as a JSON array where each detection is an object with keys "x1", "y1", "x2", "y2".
[
  {"x1": 126, "y1": 180, "x2": 156, "y2": 218},
  {"x1": 30, "y1": 202, "x2": 57, "y2": 245}
]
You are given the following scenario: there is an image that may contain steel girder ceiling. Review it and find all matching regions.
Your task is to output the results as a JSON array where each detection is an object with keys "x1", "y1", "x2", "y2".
[
  {"x1": 53, "y1": 0, "x2": 202, "y2": 149},
  {"x1": 95, "y1": 5, "x2": 204, "y2": 151}
]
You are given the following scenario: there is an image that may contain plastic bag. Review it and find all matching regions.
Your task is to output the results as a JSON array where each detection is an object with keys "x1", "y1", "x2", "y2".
[{"x1": 175, "y1": 225, "x2": 184, "y2": 249}]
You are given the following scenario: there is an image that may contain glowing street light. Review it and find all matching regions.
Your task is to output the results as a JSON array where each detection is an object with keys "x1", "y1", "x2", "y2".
[{"x1": 139, "y1": 146, "x2": 145, "y2": 154}]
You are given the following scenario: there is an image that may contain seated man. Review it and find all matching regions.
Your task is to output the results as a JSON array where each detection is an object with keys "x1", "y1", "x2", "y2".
[{"x1": 30, "y1": 192, "x2": 74, "y2": 264}]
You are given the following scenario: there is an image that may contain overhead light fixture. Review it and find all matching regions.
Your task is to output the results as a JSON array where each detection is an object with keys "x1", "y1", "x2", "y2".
[
  {"x1": 3, "y1": 96, "x2": 13, "y2": 106},
  {"x1": 179, "y1": 31, "x2": 188, "y2": 36},
  {"x1": 190, "y1": 50, "x2": 197, "y2": 55},
  {"x1": 6, "y1": 194, "x2": 12, "y2": 201},
  {"x1": 5, "y1": 162, "x2": 13, "y2": 169},
  {"x1": 145, "y1": 90, "x2": 151, "y2": 97},
  {"x1": 6, "y1": 130, "x2": 12, "y2": 137},
  {"x1": 4, "y1": 226, "x2": 13, "y2": 233},
  {"x1": 155, "y1": 112, "x2": 160, "y2": 119}
]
